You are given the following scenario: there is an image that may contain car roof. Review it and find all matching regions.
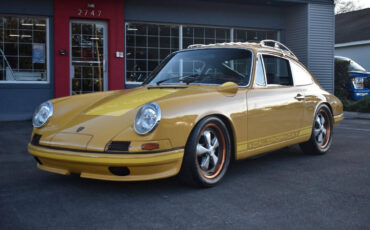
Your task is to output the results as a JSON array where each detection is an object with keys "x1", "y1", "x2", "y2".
[{"x1": 335, "y1": 56, "x2": 351, "y2": 61}]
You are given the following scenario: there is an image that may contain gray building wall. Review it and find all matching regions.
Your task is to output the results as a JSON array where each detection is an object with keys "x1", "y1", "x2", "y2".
[
  {"x1": 125, "y1": 0, "x2": 284, "y2": 30},
  {"x1": 335, "y1": 44, "x2": 370, "y2": 71},
  {"x1": 307, "y1": 3, "x2": 335, "y2": 93},
  {"x1": 284, "y1": 4, "x2": 308, "y2": 65},
  {"x1": 283, "y1": 3, "x2": 334, "y2": 93},
  {"x1": 0, "y1": 0, "x2": 54, "y2": 121}
]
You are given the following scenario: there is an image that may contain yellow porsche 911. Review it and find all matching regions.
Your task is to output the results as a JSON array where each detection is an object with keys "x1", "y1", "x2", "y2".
[{"x1": 28, "y1": 40, "x2": 343, "y2": 187}]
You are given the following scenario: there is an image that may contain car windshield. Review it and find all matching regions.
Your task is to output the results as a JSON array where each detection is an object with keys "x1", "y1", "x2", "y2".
[{"x1": 145, "y1": 48, "x2": 253, "y2": 86}]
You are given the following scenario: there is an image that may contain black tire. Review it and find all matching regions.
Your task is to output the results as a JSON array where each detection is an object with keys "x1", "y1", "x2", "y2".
[
  {"x1": 179, "y1": 116, "x2": 231, "y2": 187},
  {"x1": 300, "y1": 104, "x2": 333, "y2": 155}
]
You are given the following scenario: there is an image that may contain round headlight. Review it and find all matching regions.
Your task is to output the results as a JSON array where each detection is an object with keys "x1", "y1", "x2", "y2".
[
  {"x1": 134, "y1": 102, "x2": 161, "y2": 135},
  {"x1": 32, "y1": 101, "x2": 53, "y2": 128}
]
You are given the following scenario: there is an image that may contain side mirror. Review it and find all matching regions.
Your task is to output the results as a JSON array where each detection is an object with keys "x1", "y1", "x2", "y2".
[{"x1": 218, "y1": 82, "x2": 238, "y2": 96}]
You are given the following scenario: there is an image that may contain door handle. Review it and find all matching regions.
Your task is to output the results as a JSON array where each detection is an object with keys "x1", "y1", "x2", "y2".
[{"x1": 294, "y1": 93, "x2": 305, "y2": 101}]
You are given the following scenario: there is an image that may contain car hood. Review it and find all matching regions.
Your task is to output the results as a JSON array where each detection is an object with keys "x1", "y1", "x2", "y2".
[
  {"x1": 36, "y1": 85, "x2": 222, "y2": 151},
  {"x1": 349, "y1": 71, "x2": 370, "y2": 77},
  {"x1": 84, "y1": 86, "x2": 185, "y2": 116}
]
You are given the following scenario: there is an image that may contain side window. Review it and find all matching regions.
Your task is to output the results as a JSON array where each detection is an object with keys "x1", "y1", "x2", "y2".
[
  {"x1": 290, "y1": 61, "x2": 313, "y2": 86},
  {"x1": 262, "y1": 55, "x2": 293, "y2": 86},
  {"x1": 254, "y1": 55, "x2": 266, "y2": 86}
]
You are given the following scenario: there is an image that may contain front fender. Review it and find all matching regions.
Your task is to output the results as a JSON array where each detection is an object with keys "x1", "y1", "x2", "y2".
[{"x1": 112, "y1": 88, "x2": 247, "y2": 150}]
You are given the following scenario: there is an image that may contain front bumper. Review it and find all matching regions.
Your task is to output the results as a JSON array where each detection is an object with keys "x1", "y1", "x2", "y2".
[
  {"x1": 350, "y1": 90, "x2": 369, "y2": 101},
  {"x1": 28, "y1": 144, "x2": 184, "y2": 181},
  {"x1": 333, "y1": 113, "x2": 344, "y2": 126}
]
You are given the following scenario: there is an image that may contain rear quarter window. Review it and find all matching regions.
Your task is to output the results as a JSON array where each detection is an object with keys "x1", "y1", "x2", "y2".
[
  {"x1": 290, "y1": 60, "x2": 313, "y2": 86},
  {"x1": 262, "y1": 55, "x2": 293, "y2": 86}
]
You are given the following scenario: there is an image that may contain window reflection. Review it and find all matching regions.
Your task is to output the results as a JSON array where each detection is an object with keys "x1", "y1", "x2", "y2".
[
  {"x1": 234, "y1": 29, "x2": 277, "y2": 42},
  {"x1": 126, "y1": 23, "x2": 179, "y2": 83},
  {"x1": 0, "y1": 15, "x2": 48, "y2": 82},
  {"x1": 182, "y1": 26, "x2": 230, "y2": 49},
  {"x1": 71, "y1": 22, "x2": 105, "y2": 94}
]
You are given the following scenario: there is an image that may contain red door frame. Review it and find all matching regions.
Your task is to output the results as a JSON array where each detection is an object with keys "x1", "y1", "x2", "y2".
[{"x1": 54, "y1": 0, "x2": 125, "y2": 97}]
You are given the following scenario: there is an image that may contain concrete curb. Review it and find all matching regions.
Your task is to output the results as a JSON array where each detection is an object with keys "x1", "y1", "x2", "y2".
[{"x1": 344, "y1": 111, "x2": 370, "y2": 120}]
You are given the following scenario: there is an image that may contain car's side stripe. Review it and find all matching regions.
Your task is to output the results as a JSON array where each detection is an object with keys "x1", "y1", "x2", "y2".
[{"x1": 237, "y1": 126, "x2": 312, "y2": 151}]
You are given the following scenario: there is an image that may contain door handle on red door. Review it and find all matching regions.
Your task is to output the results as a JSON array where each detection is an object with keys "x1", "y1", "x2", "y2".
[{"x1": 294, "y1": 93, "x2": 305, "y2": 101}]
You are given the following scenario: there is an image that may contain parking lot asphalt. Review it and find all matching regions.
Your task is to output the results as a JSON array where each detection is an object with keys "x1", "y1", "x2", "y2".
[{"x1": 0, "y1": 117, "x2": 369, "y2": 230}]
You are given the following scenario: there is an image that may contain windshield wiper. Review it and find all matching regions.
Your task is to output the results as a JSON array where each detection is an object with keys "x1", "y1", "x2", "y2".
[
  {"x1": 156, "y1": 74, "x2": 204, "y2": 85},
  {"x1": 156, "y1": 77, "x2": 179, "y2": 85}
]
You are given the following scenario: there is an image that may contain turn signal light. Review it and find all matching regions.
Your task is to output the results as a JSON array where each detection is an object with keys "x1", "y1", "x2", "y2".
[{"x1": 141, "y1": 143, "x2": 160, "y2": 150}]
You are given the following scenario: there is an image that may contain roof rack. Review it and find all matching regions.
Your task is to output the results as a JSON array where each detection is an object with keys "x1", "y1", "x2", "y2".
[
  {"x1": 187, "y1": 44, "x2": 205, "y2": 49},
  {"x1": 187, "y1": 40, "x2": 298, "y2": 60},
  {"x1": 260, "y1": 40, "x2": 298, "y2": 60},
  {"x1": 187, "y1": 42, "x2": 259, "y2": 49}
]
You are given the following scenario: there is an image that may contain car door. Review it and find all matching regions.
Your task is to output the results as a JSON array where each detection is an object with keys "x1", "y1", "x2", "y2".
[
  {"x1": 245, "y1": 54, "x2": 304, "y2": 156},
  {"x1": 289, "y1": 59, "x2": 316, "y2": 130}
]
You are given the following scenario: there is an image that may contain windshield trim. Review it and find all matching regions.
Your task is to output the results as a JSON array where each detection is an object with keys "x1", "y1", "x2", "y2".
[{"x1": 143, "y1": 47, "x2": 255, "y2": 88}]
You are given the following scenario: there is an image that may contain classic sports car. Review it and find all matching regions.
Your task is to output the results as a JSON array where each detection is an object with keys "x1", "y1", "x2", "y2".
[{"x1": 29, "y1": 40, "x2": 343, "y2": 187}]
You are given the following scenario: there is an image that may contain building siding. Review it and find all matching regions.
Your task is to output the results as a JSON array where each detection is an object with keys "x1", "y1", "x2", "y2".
[
  {"x1": 284, "y1": 4, "x2": 308, "y2": 66},
  {"x1": 335, "y1": 44, "x2": 370, "y2": 71},
  {"x1": 0, "y1": 0, "x2": 53, "y2": 16},
  {"x1": 307, "y1": 3, "x2": 335, "y2": 93},
  {"x1": 125, "y1": 0, "x2": 284, "y2": 30}
]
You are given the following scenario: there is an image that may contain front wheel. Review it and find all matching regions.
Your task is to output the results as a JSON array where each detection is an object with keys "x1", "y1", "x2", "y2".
[
  {"x1": 300, "y1": 104, "x2": 333, "y2": 155},
  {"x1": 179, "y1": 117, "x2": 231, "y2": 187}
]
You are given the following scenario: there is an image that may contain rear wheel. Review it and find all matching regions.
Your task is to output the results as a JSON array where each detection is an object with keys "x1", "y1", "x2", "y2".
[
  {"x1": 300, "y1": 104, "x2": 333, "y2": 155},
  {"x1": 179, "y1": 117, "x2": 231, "y2": 187}
]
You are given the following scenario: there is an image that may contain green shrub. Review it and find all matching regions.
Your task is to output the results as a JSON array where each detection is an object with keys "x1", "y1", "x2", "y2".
[
  {"x1": 334, "y1": 59, "x2": 350, "y2": 100},
  {"x1": 342, "y1": 98, "x2": 370, "y2": 113}
]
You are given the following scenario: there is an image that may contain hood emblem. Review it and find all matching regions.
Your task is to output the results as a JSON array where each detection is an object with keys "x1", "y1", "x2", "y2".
[{"x1": 76, "y1": 126, "x2": 85, "y2": 133}]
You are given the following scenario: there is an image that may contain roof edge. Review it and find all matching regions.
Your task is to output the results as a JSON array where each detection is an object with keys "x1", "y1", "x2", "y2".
[{"x1": 335, "y1": 40, "x2": 370, "y2": 48}]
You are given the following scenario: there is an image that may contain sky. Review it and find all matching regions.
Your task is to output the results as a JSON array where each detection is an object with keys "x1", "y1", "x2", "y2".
[
  {"x1": 335, "y1": 0, "x2": 370, "y2": 13},
  {"x1": 352, "y1": 0, "x2": 370, "y2": 9}
]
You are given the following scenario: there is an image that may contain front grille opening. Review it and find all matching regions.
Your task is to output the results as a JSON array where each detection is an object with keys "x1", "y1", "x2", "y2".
[
  {"x1": 31, "y1": 134, "x2": 42, "y2": 146},
  {"x1": 105, "y1": 141, "x2": 130, "y2": 152},
  {"x1": 109, "y1": 166, "x2": 130, "y2": 176}
]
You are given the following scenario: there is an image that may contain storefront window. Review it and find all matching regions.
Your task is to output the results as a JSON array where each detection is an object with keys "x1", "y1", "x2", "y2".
[
  {"x1": 182, "y1": 26, "x2": 230, "y2": 49},
  {"x1": 234, "y1": 29, "x2": 277, "y2": 42},
  {"x1": 126, "y1": 23, "x2": 179, "y2": 84},
  {"x1": 125, "y1": 22, "x2": 278, "y2": 84},
  {"x1": 0, "y1": 15, "x2": 48, "y2": 82}
]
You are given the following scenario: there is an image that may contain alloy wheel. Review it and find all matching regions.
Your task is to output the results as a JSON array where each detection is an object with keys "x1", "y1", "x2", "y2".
[
  {"x1": 314, "y1": 109, "x2": 331, "y2": 149},
  {"x1": 196, "y1": 124, "x2": 226, "y2": 179}
]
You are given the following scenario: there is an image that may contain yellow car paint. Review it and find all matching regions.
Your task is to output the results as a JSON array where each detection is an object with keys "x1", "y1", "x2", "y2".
[
  {"x1": 86, "y1": 88, "x2": 179, "y2": 116},
  {"x1": 28, "y1": 42, "x2": 344, "y2": 182},
  {"x1": 29, "y1": 144, "x2": 184, "y2": 181}
]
